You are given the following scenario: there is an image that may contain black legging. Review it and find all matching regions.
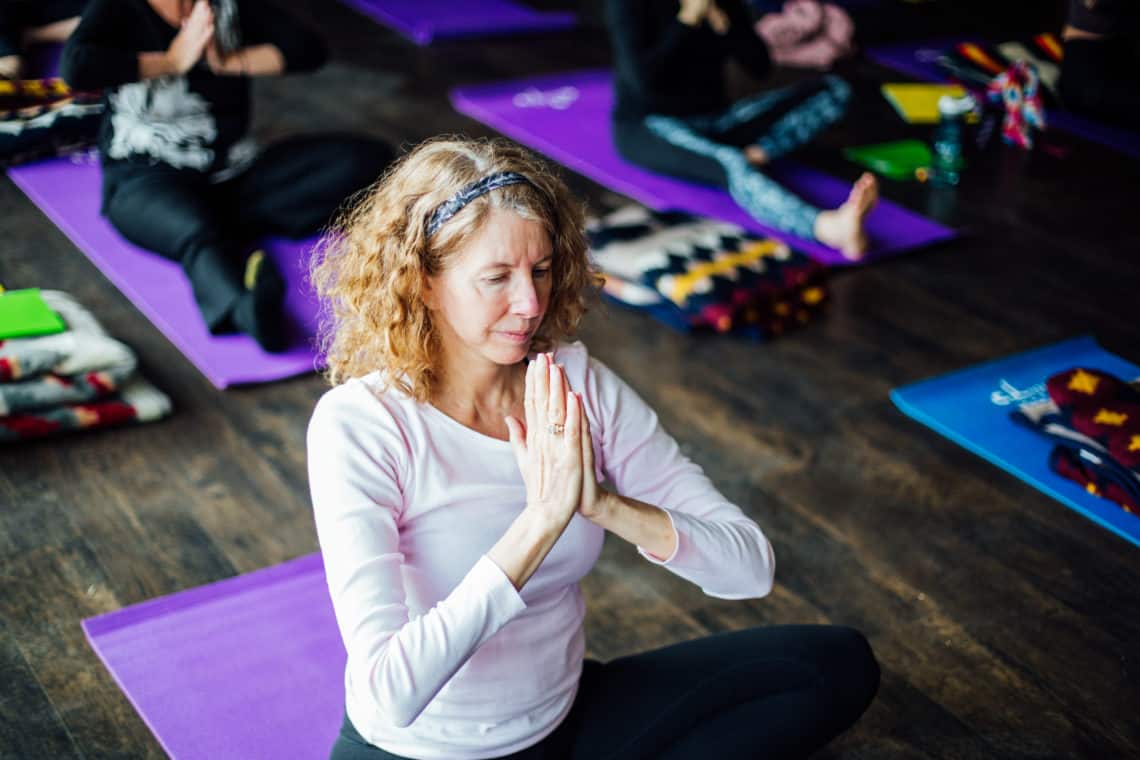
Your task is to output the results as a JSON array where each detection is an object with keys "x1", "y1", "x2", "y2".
[
  {"x1": 613, "y1": 78, "x2": 851, "y2": 240},
  {"x1": 331, "y1": 625, "x2": 880, "y2": 760},
  {"x1": 1059, "y1": 37, "x2": 1140, "y2": 132},
  {"x1": 103, "y1": 133, "x2": 391, "y2": 332}
]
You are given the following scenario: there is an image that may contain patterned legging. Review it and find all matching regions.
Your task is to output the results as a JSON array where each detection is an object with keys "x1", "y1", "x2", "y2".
[{"x1": 614, "y1": 76, "x2": 851, "y2": 239}]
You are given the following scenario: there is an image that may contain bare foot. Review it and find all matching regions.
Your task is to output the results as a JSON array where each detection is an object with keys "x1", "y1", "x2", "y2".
[
  {"x1": 744, "y1": 144, "x2": 768, "y2": 167},
  {"x1": 813, "y1": 172, "x2": 878, "y2": 259}
]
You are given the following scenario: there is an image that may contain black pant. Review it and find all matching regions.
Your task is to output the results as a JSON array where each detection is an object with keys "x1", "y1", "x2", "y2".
[
  {"x1": 1059, "y1": 37, "x2": 1140, "y2": 132},
  {"x1": 331, "y1": 625, "x2": 879, "y2": 760},
  {"x1": 612, "y1": 78, "x2": 847, "y2": 190},
  {"x1": 103, "y1": 134, "x2": 391, "y2": 331}
]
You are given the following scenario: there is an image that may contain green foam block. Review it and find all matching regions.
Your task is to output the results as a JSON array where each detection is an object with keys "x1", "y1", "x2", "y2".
[
  {"x1": 843, "y1": 140, "x2": 933, "y2": 182},
  {"x1": 0, "y1": 288, "x2": 67, "y2": 339}
]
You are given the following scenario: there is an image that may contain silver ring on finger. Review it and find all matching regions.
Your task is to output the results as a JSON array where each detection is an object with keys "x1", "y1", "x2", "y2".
[{"x1": 547, "y1": 422, "x2": 565, "y2": 436}]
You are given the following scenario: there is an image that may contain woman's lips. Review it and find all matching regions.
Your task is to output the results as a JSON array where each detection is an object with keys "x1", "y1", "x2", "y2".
[{"x1": 497, "y1": 329, "x2": 531, "y2": 343}]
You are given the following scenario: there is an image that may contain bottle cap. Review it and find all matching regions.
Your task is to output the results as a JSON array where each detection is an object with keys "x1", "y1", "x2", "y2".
[{"x1": 938, "y1": 93, "x2": 976, "y2": 117}]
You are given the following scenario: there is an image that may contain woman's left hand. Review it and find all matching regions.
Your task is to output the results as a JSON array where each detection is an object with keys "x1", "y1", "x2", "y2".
[{"x1": 576, "y1": 393, "x2": 610, "y2": 521}]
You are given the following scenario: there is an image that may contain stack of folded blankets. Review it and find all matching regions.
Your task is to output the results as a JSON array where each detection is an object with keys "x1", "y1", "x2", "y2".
[
  {"x1": 588, "y1": 205, "x2": 828, "y2": 337},
  {"x1": 0, "y1": 290, "x2": 171, "y2": 442},
  {"x1": 1012, "y1": 367, "x2": 1140, "y2": 514},
  {"x1": 0, "y1": 76, "x2": 103, "y2": 166}
]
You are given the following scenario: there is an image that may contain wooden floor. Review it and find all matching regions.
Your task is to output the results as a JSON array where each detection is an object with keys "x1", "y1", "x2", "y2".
[{"x1": 3, "y1": 1, "x2": 1138, "y2": 757}]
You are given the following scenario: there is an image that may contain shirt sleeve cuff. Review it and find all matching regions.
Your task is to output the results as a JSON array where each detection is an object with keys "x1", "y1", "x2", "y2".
[
  {"x1": 473, "y1": 554, "x2": 528, "y2": 622},
  {"x1": 636, "y1": 508, "x2": 693, "y2": 567}
]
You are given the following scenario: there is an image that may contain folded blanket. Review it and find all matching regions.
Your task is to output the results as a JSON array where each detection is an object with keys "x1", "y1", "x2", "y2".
[
  {"x1": 0, "y1": 77, "x2": 103, "y2": 166},
  {"x1": 1012, "y1": 367, "x2": 1140, "y2": 513},
  {"x1": 0, "y1": 290, "x2": 171, "y2": 441},
  {"x1": 0, "y1": 291, "x2": 137, "y2": 414},
  {"x1": 0, "y1": 375, "x2": 171, "y2": 442},
  {"x1": 588, "y1": 204, "x2": 827, "y2": 335}
]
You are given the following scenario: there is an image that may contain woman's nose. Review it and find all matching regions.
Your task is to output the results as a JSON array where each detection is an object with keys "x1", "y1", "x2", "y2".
[{"x1": 511, "y1": 276, "x2": 541, "y2": 317}]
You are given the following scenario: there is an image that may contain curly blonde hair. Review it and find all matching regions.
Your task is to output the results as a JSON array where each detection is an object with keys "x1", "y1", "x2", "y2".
[{"x1": 311, "y1": 136, "x2": 597, "y2": 402}]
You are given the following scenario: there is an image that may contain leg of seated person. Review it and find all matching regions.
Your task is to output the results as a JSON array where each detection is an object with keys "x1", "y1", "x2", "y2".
[
  {"x1": 643, "y1": 114, "x2": 825, "y2": 237},
  {"x1": 329, "y1": 712, "x2": 410, "y2": 760},
  {"x1": 233, "y1": 134, "x2": 395, "y2": 239},
  {"x1": 717, "y1": 77, "x2": 852, "y2": 166},
  {"x1": 562, "y1": 625, "x2": 879, "y2": 760},
  {"x1": 613, "y1": 118, "x2": 730, "y2": 188},
  {"x1": 105, "y1": 167, "x2": 242, "y2": 332},
  {"x1": 641, "y1": 111, "x2": 875, "y2": 258},
  {"x1": 105, "y1": 166, "x2": 287, "y2": 351}
]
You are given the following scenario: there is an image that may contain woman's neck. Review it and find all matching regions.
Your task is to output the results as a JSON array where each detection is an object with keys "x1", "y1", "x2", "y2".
[{"x1": 433, "y1": 357, "x2": 525, "y2": 420}]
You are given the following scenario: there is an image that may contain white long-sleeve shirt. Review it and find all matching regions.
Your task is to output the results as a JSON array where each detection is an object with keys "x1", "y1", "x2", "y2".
[{"x1": 307, "y1": 341, "x2": 775, "y2": 760}]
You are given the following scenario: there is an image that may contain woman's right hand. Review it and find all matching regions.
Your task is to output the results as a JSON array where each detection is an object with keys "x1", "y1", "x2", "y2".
[
  {"x1": 166, "y1": 0, "x2": 215, "y2": 75},
  {"x1": 506, "y1": 353, "x2": 584, "y2": 531}
]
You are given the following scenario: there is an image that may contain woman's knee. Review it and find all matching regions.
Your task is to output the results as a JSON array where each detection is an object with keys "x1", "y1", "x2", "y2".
[{"x1": 819, "y1": 626, "x2": 880, "y2": 716}]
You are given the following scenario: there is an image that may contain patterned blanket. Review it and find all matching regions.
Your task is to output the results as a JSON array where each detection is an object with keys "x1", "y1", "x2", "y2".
[
  {"x1": 588, "y1": 205, "x2": 828, "y2": 336},
  {"x1": 0, "y1": 291, "x2": 171, "y2": 441}
]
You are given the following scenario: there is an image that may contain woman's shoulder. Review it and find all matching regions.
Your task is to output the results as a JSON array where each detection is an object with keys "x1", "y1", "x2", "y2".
[
  {"x1": 552, "y1": 340, "x2": 597, "y2": 381},
  {"x1": 552, "y1": 340, "x2": 625, "y2": 398},
  {"x1": 309, "y1": 372, "x2": 419, "y2": 442}
]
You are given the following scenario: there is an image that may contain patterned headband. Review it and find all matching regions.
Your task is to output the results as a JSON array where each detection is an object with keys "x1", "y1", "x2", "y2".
[{"x1": 425, "y1": 171, "x2": 537, "y2": 237}]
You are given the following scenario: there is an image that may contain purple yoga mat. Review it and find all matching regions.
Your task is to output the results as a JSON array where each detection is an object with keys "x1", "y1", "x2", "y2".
[
  {"x1": 6, "y1": 153, "x2": 323, "y2": 389},
  {"x1": 451, "y1": 70, "x2": 956, "y2": 267},
  {"x1": 868, "y1": 39, "x2": 1140, "y2": 159},
  {"x1": 25, "y1": 43, "x2": 64, "y2": 78},
  {"x1": 339, "y1": 0, "x2": 575, "y2": 46},
  {"x1": 83, "y1": 553, "x2": 345, "y2": 760}
]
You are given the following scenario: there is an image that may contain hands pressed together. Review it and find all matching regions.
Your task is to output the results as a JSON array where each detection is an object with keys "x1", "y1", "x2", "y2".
[
  {"x1": 505, "y1": 353, "x2": 607, "y2": 530},
  {"x1": 166, "y1": 0, "x2": 244, "y2": 76}
]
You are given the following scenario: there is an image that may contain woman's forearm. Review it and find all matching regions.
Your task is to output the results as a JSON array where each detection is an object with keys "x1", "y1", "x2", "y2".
[
  {"x1": 211, "y1": 44, "x2": 285, "y2": 77},
  {"x1": 485, "y1": 509, "x2": 571, "y2": 591},
  {"x1": 590, "y1": 490, "x2": 678, "y2": 560},
  {"x1": 138, "y1": 50, "x2": 178, "y2": 80}
]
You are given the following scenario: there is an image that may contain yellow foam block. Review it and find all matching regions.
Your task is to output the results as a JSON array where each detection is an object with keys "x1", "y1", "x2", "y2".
[{"x1": 880, "y1": 83, "x2": 968, "y2": 124}]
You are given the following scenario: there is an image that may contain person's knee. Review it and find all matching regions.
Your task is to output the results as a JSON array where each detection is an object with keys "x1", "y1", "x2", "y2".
[
  {"x1": 324, "y1": 136, "x2": 395, "y2": 191},
  {"x1": 825, "y1": 626, "x2": 880, "y2": 714},
  {"x1": 106, "y1": 197, "x2": 220, "y2": 263}
]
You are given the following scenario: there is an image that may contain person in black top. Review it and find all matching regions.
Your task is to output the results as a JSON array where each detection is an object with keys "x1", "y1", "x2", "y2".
[
  {"x1": 1059, "y1": 0, "x2": 1140, "y2": 131},
  {"x1": 61, "y1": 0, "x2": 394, "y2": 352},
  {"x1": 0, "y1": 0, "x2": 86, "y2": 79},
  {"x1": 607, "y1": 0, "x2": 877, "y2": 259}
]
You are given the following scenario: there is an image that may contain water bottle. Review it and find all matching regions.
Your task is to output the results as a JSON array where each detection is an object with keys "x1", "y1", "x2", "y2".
[{"x1": 931, "y1": 94, "x2": 973, "y2": 186}]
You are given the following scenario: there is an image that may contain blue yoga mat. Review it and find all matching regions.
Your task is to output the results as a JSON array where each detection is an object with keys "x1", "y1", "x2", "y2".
[{"x1": 891, "y1": 336, "x2": 1140, "y2": 548}]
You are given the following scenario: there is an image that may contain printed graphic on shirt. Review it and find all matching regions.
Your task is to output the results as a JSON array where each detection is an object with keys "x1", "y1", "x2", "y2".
[{"x1": 108, "y1": 77, "x2": 216, "y2": 170}]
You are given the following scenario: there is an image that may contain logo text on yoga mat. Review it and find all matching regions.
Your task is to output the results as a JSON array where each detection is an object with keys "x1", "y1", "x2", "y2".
[
  {"x1": 989, "y1": 378, "x2": 1046, "y2": 407},
  {"x1": 512, "y1": 86, "x2": 579, "y2": 111}
]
